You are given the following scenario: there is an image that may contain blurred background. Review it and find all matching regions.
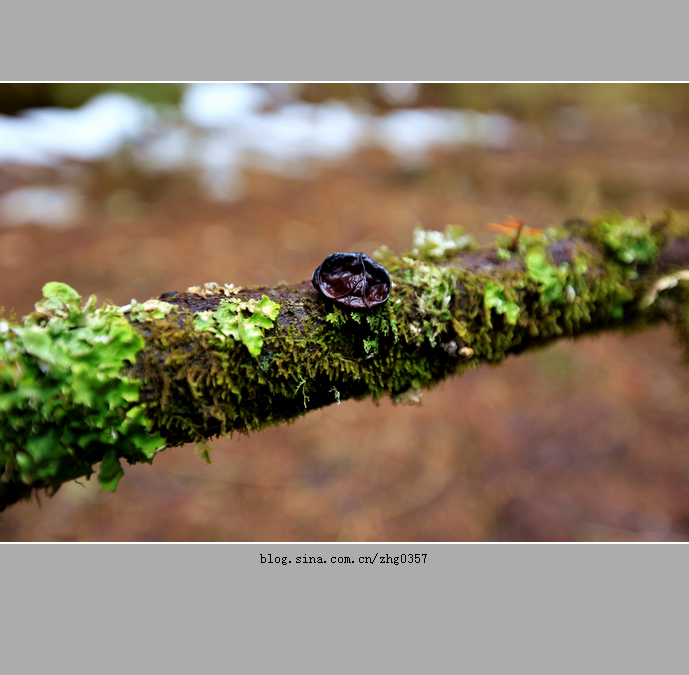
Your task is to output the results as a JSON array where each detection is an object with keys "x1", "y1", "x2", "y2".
[{"x1": 2, "y1": 82, "x2": 689, "y2": 541}]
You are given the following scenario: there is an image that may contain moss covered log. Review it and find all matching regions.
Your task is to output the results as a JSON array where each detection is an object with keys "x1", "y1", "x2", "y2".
[{"x1": 3, "y1": 211, "x2": 689, "y2": 512}]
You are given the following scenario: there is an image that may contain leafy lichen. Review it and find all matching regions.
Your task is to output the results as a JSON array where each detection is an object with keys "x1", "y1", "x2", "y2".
[
  {"x1": 525, "y1": 250, "x2": 568, "y2": 304},
  {"x1": 410, "y1": 224, "x2": 480, "y2": 260},
  {"x1": 128, "y1": 298, "x2": 175, "y2": 322},
  {"x1": 0, "y1": 283, "x2": 164, "y2": 498},
  {"x1": 192, "y1": 294, "x2": 280, "y2": 357},
  {"x1": 484, "y1": 281, "x2": 521, "y2": 325}
]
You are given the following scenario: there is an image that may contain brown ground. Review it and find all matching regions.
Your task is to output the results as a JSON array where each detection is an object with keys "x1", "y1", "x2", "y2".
[{"x1": 2, "y1": 117, "x2": 689, "y2": 541}]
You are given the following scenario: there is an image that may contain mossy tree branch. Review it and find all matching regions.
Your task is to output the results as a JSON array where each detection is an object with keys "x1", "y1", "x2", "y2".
[{"x1": 3, "y1": 211, "x2": 689, "y2": 512}]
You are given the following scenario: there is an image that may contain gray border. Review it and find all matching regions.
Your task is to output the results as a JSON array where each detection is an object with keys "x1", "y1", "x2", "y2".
[
  {"x1": 2, "y1": 3, "x2": 681, "y2": 80},
  {"x1": 3, "y1": 543, "x2": 686, "y2": 670}
]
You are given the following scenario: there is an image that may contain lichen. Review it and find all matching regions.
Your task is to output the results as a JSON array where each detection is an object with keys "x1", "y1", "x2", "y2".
[
  {"x1": 127, "y1": 298, "x2": 175, "y2": 322},
  {"x1": 484, "y1": 281, "x2": 521, "y2": 325},
  {"x1": 0, "y1": 283, "x2": 164, "y2": 499},
  {"x1": 192, "y1": 294, "x2": 280, "y2": 357},
  {"x1": 641, "y1": 270, "x2": 689, "y2": 309},
  {"x1": 525, "y1": 250, "x2": 568, "y2": 304},
  {"x1": 410, "y1": 224, "x2": 480, "y2": 260}
]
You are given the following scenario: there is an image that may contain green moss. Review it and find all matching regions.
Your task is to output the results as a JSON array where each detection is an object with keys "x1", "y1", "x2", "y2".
[
  {"x1": 0, "y1": 283, "x2": 163, "y2": 497},
  {"x1": 324, "y1": 304, "x2": 398, "y2": 358},
  {"x1": 598, "y1": 214, "x2": 658, "y2": 264},
  {"x1": 390, "y1": 257, "x2": 455, "y2": 346}
]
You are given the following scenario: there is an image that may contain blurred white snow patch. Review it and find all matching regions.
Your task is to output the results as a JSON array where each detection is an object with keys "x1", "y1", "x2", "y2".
[
  {"x1": 0, "y1": 186, "x2": 85, "y2": 227},
  {"x1": 0, "y1": 93, "x2": 157, "y2": 165},
  {"x1": 374, "y1": 108, "x2": 515, "y2": 166},
  {"x1": 136, "y1": 127, "x2": 194, "y2": 171},
  {"x1": 237, "y1": 102, "x2": 366, "y2": 162},
  {"x1": 0, "y1": 83, "x2": 521, "y2": 205},
  {"x1": 182, "y1": 84, "x2": 270, "y2": 128},
  {"x1": 136, "y1": 100, "x2": 367, "y2": 200}
]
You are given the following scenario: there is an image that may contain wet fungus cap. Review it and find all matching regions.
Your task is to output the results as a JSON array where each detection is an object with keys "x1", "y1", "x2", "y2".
[{"x1": 312, "y1": 252, "x2": 391, "y2": 310}]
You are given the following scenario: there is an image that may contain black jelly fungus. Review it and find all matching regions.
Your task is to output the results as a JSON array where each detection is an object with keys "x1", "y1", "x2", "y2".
[{"x1": 312, "y1": 252, "x2": 391, "y2": 310}]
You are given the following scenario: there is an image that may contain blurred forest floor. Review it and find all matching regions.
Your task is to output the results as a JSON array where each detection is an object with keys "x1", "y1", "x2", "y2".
[{"x1": 2, "y1": 90, "x2": 689, "y2": 540}]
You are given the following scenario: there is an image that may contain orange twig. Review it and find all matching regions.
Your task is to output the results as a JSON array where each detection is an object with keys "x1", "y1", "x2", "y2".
[{"x1": 487, "y1": 215, "x2": 543, "y2": 251}]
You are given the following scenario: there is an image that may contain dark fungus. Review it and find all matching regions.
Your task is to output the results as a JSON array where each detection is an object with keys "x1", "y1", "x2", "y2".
[{"x1": 312, "y1": 252, "x2": 391, "y2": 310}]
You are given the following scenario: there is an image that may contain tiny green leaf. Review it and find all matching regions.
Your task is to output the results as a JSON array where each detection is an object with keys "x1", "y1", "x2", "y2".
[
  {"x1": 503, "y1": 302, "x2": 521, "y2": 325},
  {"x1": 238, "y1": 314, "x2": 264, "y2": 357},
  {"x1": 526, "y1": 251, "x2": 566, "y2": 304},
  {"x1": 249, "y1": 312, "x2": 274, "y2": 329},
  {"x1": 484, "y1": 282, "x2": 520, "y2": 325},
  {"x1": 20, "y1": 327, "x2": 54, "y2": 362},
  {"x1": 97, "y1": 450, "x2": 124, "y2": 492},
  {"x1": 193, "y1": 312, "x2": 216, "y2": 332},
  {"x1": 256, "y1": 295, "x2": 280, "y2": 321},
  {"x1": 42, "y1": 282, "x2": 82, "y2": 306}
]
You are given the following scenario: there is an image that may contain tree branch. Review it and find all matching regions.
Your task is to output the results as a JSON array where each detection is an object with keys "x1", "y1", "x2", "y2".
[{"x1": 3, "y1": 211, "x2": 689, "y2": 511}]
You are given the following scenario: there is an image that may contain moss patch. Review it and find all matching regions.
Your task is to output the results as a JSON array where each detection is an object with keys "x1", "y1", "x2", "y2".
[{"x1": 599, "y1": 214, "x2": 658, "y2": 264}]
